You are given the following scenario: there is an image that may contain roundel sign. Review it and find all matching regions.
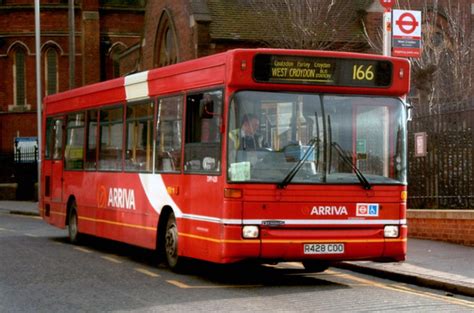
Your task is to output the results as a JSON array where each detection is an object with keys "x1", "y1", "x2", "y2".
[
  {"x1": 393, "y1": 9, "x2": 421, "y2": 38},
  {"x1": 392, "y1": 9, "x2": 422, "y2": 58},
  {"x1": 379, "y1": 0, "x2": 394, "y2": 10}
]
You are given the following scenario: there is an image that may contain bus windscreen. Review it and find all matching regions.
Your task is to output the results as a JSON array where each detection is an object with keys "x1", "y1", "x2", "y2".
[{"x1": 253, "y1": 54, "x2": 392, "y2": 88}]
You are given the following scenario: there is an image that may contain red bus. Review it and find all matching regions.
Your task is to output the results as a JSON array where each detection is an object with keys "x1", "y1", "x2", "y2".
[{"x1": 40, "y1": 48, "x2": 410, "y2": 272}]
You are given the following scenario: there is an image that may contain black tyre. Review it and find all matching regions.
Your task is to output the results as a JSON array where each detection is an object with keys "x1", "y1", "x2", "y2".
[
  {"x1": 165, "y1": 212, "x2": 184, "y2": 271},
  {"x1": 68, "y1": 201, "x2": 81, "y2": 244},
  {"x1": 302, "y1": 261, "x2": 330, "y2": 273}
]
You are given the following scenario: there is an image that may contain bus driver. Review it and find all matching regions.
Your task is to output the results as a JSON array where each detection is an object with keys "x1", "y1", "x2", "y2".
[{"x1": 229, "y1": 113, "x2": 265, "y2": 151}]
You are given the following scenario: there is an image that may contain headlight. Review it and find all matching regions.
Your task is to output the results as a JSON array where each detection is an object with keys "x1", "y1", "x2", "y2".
[
  {"x1": 384, "y1": 225, "x2": 399, "y2": 238},
  {"x1": 242, "y1": 226, "x2": 259, "y2": 239}
]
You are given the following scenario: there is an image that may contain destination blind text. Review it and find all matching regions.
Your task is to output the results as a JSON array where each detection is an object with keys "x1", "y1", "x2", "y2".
[{"x1": 270, "y1": 60, "x2": 335, "y2": 82}]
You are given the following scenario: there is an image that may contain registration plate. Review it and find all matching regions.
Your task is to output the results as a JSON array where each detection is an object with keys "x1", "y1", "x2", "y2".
[{"x1": 303, "y1": 243, "x2": 345, "y2": 254}]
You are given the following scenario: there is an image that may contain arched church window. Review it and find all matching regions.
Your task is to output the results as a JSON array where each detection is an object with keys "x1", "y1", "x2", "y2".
[
  {"x1": 13, "y1": 46, "x2": 27, "y2": 106},
  {"x1": 154, "y1": 11, "x2": 178, "y2": 68},
  {"x1": 45, "y1": 47, "x2": 59, "y2": 95}
]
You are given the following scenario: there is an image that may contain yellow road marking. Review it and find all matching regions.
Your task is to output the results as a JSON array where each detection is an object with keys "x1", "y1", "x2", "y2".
[
  {"x1": 330, "y1": 270, "x2": 474, "y2": 308},
  {"x1": 6, "y1": 213, "x2": 41, "y2": 220},
  {"x1": 74, "y1": 247, "x2": 93, "y2": 253},
  {"x1": 0, "y1": 228, "x2": 16, "y2": 232},
  {"x1": 101, "y1": 255, "x2": 122, "y2": 264},
  {"x1": 167, "y1": 280, "x2": 191, "y2": 288},
  {"x1": 392, "y1": 284, "x2": 474, "y2": 308},
  {"x1": 166, "y1": 279, "x2": 262, "y2": 289},
  {"x1": 135, "y1": 268, "x2": 160, "y2": 278}
]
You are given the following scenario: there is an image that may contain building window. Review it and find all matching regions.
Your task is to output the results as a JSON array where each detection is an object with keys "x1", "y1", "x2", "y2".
[
  {"x1": 45, "y1": 48, "x2": 59, "y2": 96},
  {"x1": 154, "y1": 11, "x2": 178, "y2": 67},
  {"x1": 109, "y1": 44, "x2": 126, "y2": 79},
  {"x1": 13, "y1": 47, "x2": 26, "y2": 106}
]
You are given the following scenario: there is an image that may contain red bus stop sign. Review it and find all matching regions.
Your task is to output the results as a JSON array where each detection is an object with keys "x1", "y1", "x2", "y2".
[{"x1": 379, "y1": 0, "x2": 394, "y2": 10}]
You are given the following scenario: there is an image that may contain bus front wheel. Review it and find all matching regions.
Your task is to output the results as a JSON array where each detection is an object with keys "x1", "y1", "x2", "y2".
[{"x1": 165, "y1": 212, "x2": 184, "y2": 271}]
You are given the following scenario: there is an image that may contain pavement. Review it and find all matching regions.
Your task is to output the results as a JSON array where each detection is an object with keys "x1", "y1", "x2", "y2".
[{"x1": 1, "y1": 200, "x2": 473, "y2": 297}]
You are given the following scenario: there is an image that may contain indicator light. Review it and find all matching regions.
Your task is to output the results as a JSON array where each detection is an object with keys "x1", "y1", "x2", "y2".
[{"x1": 224, "y1": 188, "x2": 242, "y2": 199}]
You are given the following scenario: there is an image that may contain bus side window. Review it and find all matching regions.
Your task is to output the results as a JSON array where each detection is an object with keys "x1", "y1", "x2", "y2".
[
  {"x1": 156, "y1": 95, "x2": 183, "y2": 173},
  {"x1": 125, "y1": 101, "x2": 154, "y2": 172},
  {"x1": 184, "y1": 90, "x2": 222, "y2": 173},
  {"x1": 64, "y1": 112, "x2": 85, "y2": 170},
  {"x1": 98, "y1": 106, "x2": 124, "y2": 171}
]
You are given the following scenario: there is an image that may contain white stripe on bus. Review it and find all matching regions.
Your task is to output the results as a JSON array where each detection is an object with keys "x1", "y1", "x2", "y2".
[
  {"x1": 139, "y1": 174, "x2": 182, "y2": 217},
  {"x1": 124, "y1": 71, "x2": 149, "y2": 101},
  {"x1": 181, "y1": 213, "x2": 406, "y2": 226}
]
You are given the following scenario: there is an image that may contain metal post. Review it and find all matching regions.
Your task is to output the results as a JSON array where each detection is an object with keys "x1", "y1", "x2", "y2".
[
  {"x1": 34, "y1": 0, "x2": 42, "y2": 201},
  {"x1": 382, "y1": 10, "x2": 392, "y2": 56}
]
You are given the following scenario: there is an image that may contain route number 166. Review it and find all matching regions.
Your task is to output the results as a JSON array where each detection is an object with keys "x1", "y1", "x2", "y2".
[{"x1": 353, "y1": 65, "x2": 374, "y2": 81}]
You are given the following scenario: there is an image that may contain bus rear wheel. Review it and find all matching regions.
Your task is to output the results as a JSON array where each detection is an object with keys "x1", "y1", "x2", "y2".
[
  {"x1": 165, "y1": 212, "x2": 184, "y2": 271},
  {"x1": 302, "y1": 261, "x2": 330, "y2": 273},
  {"x1": 68, "y1": 201, "x2": 81, "y2": 244}
]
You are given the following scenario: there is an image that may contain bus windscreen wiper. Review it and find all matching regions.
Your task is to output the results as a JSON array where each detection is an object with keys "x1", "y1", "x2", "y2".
[
  {"x1": 278, "y1": 137, "x2": 320, "y2": 189},
  {"x1": 331, "y1": 142, "x2": 372, "y2": 190}
]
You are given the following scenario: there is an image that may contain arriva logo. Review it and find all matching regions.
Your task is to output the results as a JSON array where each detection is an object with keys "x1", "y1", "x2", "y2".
[
  {"x1": 311, "y1": 206, "x2": 348, "y2": 216},
  {"x1": 108, "y1": 187, "x2": 136, "y2": 210},
  {"x1": 97, "y1": 185, "x2": 136, "y2": 210}
]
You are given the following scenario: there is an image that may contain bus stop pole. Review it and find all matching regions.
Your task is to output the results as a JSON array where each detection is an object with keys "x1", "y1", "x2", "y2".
[
  {"x1": 35, "y1": 0, "x2": 42, "y2": 201},
  {"x1": 382, "y1": 9, "x2": 392, "y2": 56}
]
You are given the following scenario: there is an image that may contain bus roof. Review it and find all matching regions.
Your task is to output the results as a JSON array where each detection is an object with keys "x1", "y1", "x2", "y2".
[{"x1": 44, "y1": 48, "x2": 410, "y2": 115}]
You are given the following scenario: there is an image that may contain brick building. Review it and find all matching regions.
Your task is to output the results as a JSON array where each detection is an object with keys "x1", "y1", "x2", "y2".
[
  {"x1": 0, "y1": 0, "x2": 375, "y2": 184},
  {"x1": 141, "y1": 0, "x2": 374, "y2": 71},
  {"x1": 0, "y1": 0, "x2": 144, "y2": 182}
]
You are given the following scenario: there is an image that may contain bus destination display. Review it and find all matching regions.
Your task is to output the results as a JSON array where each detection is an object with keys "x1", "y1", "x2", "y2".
[{"x1": 253, "y1": 54, "x2": 392, "y2": 88}]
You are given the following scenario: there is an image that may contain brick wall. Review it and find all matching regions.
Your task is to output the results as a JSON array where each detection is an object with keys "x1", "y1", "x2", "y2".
[
  {"x1": 0, "y1": 3, "x2": 143, "y2": 156},
  {"x1": 81, "y1": 10, "x2": 101, "y2": 85},
  {"x1": 143, "y1": 0, "x2": 197, "y2": 70},
  {"x1": 0, "y1": 113, "x2": 37, "y2": 153},
  {"x1": 408, "y1": 210, "x2": 474, "y2": 246}
]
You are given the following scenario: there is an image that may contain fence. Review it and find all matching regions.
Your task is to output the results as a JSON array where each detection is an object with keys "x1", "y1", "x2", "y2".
[
  {"x1": 14, "y1": 146, "x2": 38, "y2": 163},
  {"x1": 0, "y1": 153, "x2": 14, "y2": 183},
  {"x1": 407, "y1": 103, "x2": 474, "y2": 209}
]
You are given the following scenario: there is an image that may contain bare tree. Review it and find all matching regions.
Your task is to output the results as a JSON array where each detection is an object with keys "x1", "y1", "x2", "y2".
[
  {"x1": 363, "y1": 0, "x2": 472, "y2": 112},
  {"x1": 248, "y1": 0, "x2": 369, "y2": 51},
  {"x1": 410, "y1": 0, "x2": 471, "y2": 113}
]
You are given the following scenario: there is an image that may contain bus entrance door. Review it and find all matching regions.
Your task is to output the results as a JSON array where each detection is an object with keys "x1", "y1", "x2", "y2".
[{"x1": 50, "y1": 118, "x2": 65, "y2": 221}]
